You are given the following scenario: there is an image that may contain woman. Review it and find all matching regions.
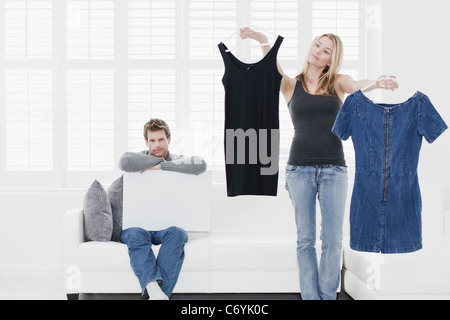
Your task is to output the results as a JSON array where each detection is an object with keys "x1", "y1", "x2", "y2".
[{"x1": 240, "y1": 27, "x2": 398, "y2": 300}]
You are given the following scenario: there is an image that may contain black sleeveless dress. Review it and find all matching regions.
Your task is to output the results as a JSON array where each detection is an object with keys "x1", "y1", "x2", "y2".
[{"x1": 218, "y1": 36, "x2": 284, "y2": 197}]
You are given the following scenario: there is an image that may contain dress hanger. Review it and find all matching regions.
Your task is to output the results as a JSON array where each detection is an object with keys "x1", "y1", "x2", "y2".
[
  {"x1": 361, "y1": 76, "x2": 419, "y2": 105},
  {"x1": 361, "y1": 76, "x2": 417, "y2": 94},
  {"x1": 222, "y1": 25, "x2": 277, "y2": 53}
]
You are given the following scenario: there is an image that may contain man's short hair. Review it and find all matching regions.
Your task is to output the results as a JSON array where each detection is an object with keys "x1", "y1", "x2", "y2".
[{"x1": 143, "y1": 119, "x2": 171, "y2": 141}]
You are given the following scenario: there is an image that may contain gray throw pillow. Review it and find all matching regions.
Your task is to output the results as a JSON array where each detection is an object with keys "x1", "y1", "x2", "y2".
[
  {"x1": 108, "y1": 175, "x2": 123, "y2": 242},
  {"x1": 83, "y1": 180, "x2": 113, "y2": 242}
]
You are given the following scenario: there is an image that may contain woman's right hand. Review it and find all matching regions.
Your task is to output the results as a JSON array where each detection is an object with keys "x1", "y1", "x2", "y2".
[
  {"x1": 240, "y1": 27, "x2": 268, "y2": 44},
  {"x1": 376, "y1": 75, "x2": 399, "y2": 91}
]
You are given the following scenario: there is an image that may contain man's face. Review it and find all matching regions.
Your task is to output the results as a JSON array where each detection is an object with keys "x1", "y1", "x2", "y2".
[{"x1": 146, "y1": 129, "x2": 170, "y2": 159}]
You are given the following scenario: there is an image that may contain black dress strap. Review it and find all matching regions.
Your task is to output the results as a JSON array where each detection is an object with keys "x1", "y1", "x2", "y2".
[
  {"x1": 217, "y1": 42, "x2": 228, "y2": 60},
  {"x1": 268, "y1": 35, "x2": 284, "y2": 58},
  {"x1": 218, "y1": 35, "x2": 284, "y2": 62},
  {"x1": 217, "y1": 42, "x2": 232, "y2": 70}
]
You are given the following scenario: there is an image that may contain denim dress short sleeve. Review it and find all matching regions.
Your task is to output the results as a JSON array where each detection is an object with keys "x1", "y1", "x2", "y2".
[
  {"x1": 333, "y1": 90, "x2": 448, "y2": 254},
  {"x1": 332, "y1": 93, "x2": 355, "y2": 141},
  {"x1": 418, "y1": 94, "x2": 448, "y2": 143}
]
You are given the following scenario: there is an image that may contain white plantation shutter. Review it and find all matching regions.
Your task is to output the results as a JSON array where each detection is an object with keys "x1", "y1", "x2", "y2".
[
  {"x1": 127, "y1": 0, "x2": 178, "y2": 159},
  {"x1": 0, "y1": 0, "x2": 366, "y2": 187},
  {"x1": 5, "y1": 0, "x2": 53, "y2": 60},
  {"x1": 5, "y1": 70, "x2": 53, "y2": 171},
  {"x1": 67, "y1": 70, "x2": 115, "y2": 171},
  {"x1": 189, "y1": 0, "x2": 237, "y2": 60},
  {"x1": 128, "y1": 0, "x2": 176, "y2": 60},
  {"x1": 312, "y1": 0, "x2": 361, "y2": 168},
  {"x1": 187, "y1": 0, "x2": 237, "y2": 169},
  {"x1": 128, "y1": 70, "x2": 177, "y2": 151},
  {"x1": 67, "y1": 0, "x2": 114, "y2": 60},
  {"x1": 127, "y1": 0, "x2": 178, "y2": 154},
  {"x1": 65, "y1": 0, "x2": 116, "y2": 174},
  {"x1": 312, "y1": 0, "x2": 360, "y2": 78},
  {"x1": 250, "y1": 0, "x2": 299, "y2": 61},
  {"x1": 188, "y1": 70, "x2": 225, "y2": 168},
  {"x1": 249, "y1": 0, "x2": 300, "y2": 166}
]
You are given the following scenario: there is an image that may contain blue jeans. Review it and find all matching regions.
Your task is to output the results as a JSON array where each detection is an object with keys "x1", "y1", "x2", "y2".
[
  {"x1": 285, "y1": 165, "x2": 348, "y2": 300},
  {"x1": 120, "y1": 227, "x2": 188, "y2": 298}
]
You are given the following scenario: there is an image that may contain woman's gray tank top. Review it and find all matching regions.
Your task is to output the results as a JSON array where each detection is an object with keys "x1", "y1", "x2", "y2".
[{"x1": 287, "y1": 80, "x2": 346, "y2": 167}]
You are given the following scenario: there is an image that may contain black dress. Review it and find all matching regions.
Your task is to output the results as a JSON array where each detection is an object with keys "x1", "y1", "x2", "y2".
[{"x1": 218, "y1": 35, "x2": 284, "y2": 197}]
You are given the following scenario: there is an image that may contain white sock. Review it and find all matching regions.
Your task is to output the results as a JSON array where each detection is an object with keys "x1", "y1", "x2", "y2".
[{"x1": 146, "y1": 281, "x2": 169, "y2": 300}]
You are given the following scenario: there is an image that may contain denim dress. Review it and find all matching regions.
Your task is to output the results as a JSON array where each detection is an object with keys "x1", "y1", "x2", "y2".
[{"x1": 332, "y1": 91, "x2": 448, "y2": 254}]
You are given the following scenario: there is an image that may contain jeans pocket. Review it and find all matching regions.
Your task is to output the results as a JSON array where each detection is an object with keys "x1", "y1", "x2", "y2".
[
  {"x1": 286, "y1": 165, "x2": 299, "y2": 173},
  {"x1": 333, "y1": 165, "x2": 347, "y2": 173}
]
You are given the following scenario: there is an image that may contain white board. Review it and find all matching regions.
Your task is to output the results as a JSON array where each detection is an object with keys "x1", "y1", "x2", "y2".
[{"x1": 123, "y1": 170, "x2": 211, "y2": 232}]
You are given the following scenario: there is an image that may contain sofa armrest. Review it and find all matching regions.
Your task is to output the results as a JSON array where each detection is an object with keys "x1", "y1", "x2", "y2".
[{"x1": 63, "y1": 209, "x2": 85, "y2": 293}]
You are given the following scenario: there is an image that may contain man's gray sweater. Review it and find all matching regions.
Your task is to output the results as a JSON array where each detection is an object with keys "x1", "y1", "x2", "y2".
[{"x1": 119, "y1": 151, "x2": 207, "y2": 175}]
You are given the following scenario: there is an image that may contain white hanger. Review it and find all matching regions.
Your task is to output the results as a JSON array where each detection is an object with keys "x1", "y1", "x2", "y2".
[
  {"x1": 361, "y1": 76, "x2": 417, "y2": 93},
  {"x1": 222, "y1": 25, "x2": 277, "y2": 53},
  {"x1": 361, "y1": 76, "x2": 419, "y2": 105},
  {"x1": 394, "y1": 79, "x2": 418, "y2": 94}
]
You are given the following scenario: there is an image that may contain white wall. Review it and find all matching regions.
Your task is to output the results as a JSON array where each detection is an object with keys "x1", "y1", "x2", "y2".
[
  {"x1": 0, "y1": 190, "x2": 84, "y2": 272},
  {"x1": 380, "y1": 0, "x2": 450, "y2": 206}
]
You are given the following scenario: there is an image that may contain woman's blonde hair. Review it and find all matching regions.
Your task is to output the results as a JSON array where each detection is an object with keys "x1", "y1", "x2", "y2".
[{"x1": 296, "y1": 33, "x2": 343, "y2": 98}]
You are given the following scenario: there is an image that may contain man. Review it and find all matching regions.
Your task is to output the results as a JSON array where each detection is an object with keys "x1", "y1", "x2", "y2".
[{"x1": 119, "y1": 118, "x2": 207, "y2": 300}]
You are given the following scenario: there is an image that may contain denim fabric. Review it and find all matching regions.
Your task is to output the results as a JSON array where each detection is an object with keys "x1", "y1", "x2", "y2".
[
  {"x1": 333, "y1": 91, "x2": 448, "y2": 254},
  {"x1": 285, "y1": 165, "x2": 348, "y2": 300},
  {"x1": 121, "y1": 227, "x2": 188, "y2": 298}
]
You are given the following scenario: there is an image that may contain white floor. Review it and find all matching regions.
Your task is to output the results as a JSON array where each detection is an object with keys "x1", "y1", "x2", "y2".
[
  {"x1": 0, "y1": 271, "x2": 354, "y2": 300},
  {"x1": 0, "y1": 271, "x2": 66, "y2": 300}
]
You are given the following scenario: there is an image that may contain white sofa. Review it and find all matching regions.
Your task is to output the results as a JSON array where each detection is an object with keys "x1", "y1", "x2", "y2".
[
  {"x1": 63, "y1": 181, "x2": 304, "y2": 299},
  {"x1": 63, "y1": 179, "x2": 450, "y2": 300},
  {"x1": 342, "y1": 181, "x2": 450, "y2": 300}
]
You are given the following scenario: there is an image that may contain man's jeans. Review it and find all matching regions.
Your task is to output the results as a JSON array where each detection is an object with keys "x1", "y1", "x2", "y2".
[
  {"x1": 285, "y1": 165, "x2": 348, "y2": 300},
  {"x1": 121, "y1": 227, "x2": 188, "y2": 298}
]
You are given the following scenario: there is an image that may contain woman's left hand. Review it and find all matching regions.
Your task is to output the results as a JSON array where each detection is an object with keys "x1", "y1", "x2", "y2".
[{"x1": 376, "y1": 75, "x2": 399, "y2": 91}]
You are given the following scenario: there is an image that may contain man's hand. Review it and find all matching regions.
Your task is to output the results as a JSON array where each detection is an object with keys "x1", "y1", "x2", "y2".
[{"x1": 140, "y1": 164, "x2": 162, "y2": 174}]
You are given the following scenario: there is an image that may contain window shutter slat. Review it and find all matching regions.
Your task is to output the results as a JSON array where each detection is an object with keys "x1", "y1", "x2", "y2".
[
  {"x1": 312, "y1": 0, "x2": 360, "y2": 63},
  {"x1": 189, "y1": 0, "x2": 237, "y2": 60},
  {"x1": 128, "y1": 70, "x2": 177, "y2": 151},
  {"x1": 0, "y1": 0, "x2": 365, "y2": 186},
  {"x1": 67, "y1": 70, "x2": 115, "y2": 170},
  {"x1": 67, "y1": 0, "x2": 115, "y2": 60},
  {"x1": 128, "y1": 0, "x2": 176, "y2": 60},
  {"x1": 6, "y1": 70, "x2": 53, "y2": 171},
  {"x1": 5, "y1": 0, "x2": 53, "y2": 59}
]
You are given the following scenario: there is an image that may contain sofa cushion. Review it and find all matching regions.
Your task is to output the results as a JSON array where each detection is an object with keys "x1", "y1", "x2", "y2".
[
  {"x1": 78, "y1": 237, "x2": 211, "y2": 273},
  {"x1": 208, "y1": 234, "x2": 298, "y2": 271},
  {"x1": 77, "y1": 234, "x2": 321, "y2": 273},
  {"x1": 79, "y1": 241, "x2": 130, "y2": 271},
  {"x1": 83, "y1": 180, "x2": 113, "y2": 242},
  {"x1": 343, "y1": 237, "x2": 450, "y2": 296},
  {"x1": 108, "y1": 175, "x2": 123, "y2": 242}
]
